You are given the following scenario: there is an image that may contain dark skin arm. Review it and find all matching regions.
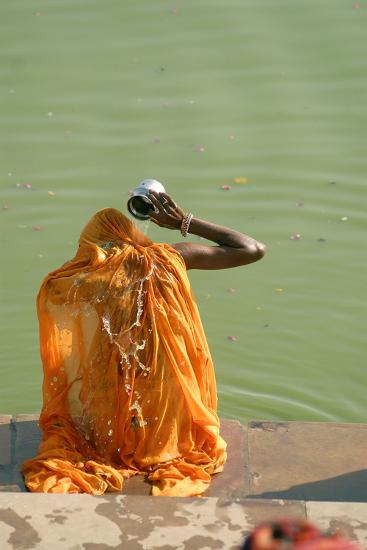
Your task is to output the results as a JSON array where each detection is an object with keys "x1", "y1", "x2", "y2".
[{"x1": 148, "y1": 190, "x2": 266, "y2": 270}]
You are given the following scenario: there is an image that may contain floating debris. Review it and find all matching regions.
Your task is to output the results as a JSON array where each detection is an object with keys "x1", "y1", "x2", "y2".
[
  {"x1": 194, "y1": 145, "x2": 205, "y2": 153},
  {"x1": 229, "y1": 135, "x2": 235, "y2": 140},
  {"x1": 227, "y1": 335, "x2": 237, "y2": 342},
  {"x1": 48, "y1": 191, "x2": 55, "y2": 196},
  {"x1": 290, "y1": 233, "x2": 301, "y2": 240},
  {"x1": 226, "y1": 288, "x2": 236, "y2": 293},
  {"x1": 221, "y1": 185, "x2": 231, "y2": 191},
  {"x1": 23, "y1": 183, "x2": 32, "y2": 189},
  {"x1": 317, "y1": 238, "x2": 326, "y2": 243},
  {"x1": 32, "y1": 225, "x2": 43, "y2": 231},
  {"x1": 263, "y1": 324, "x2": 270, "y2": 328},
  {"x1": 153, "y1": 138, "x2": 161, "y2": 144},
  {"x1": 8, "y1": 173, "x2": 12, "y2": 177},
  {"x1": 35, "y1": 11, "x2": 42, "y2": 16},
  {"x1": 256, "y1": 306, "x2": 262, "y2": 311},
  {"x1": 275, "y1": 288, "x2": 284, "y2": 293},
  {"x1": 296, "y1": 202, "x2": 304, "y2": 207},
  {"x1": 47, "y1": 112, "x2": 53, "y2": 117},
  {"x1": 233, "y1": 177, "x2": 248, "y2": 184},
  {"x1": 2, "y1": 205, "x2": 9, "y2": 211},
  {"x1": 189, "y1": 99, "x2": 195, "y2": 105},
  {"x1": 340, "y1": 216, "x2": 348, "y2": 222}
]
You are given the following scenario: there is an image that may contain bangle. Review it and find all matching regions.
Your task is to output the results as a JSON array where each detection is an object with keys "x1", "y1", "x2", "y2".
[{"x1": 180, "y1": 213, "x2": 193, "y2": 238}]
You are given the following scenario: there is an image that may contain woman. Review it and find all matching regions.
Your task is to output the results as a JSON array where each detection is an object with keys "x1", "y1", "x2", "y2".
[{"x1": 22, "y1": 190, "x2": 266, "y2": 497}]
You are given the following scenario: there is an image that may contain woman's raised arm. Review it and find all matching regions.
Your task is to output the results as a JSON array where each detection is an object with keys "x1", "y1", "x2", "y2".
[{"x1": 148, "y1": 190, "x2": 266, "y2": 270}]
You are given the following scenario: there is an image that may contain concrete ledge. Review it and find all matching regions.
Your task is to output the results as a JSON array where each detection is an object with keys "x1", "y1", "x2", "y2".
[
  {"x1": 1, "y1": 416, "x2": 367, "y2": 547},
  {"x1": 0, "y1": 493, "x2": 306, "y2": 550},
  {"x1": 247, "y1": 420, "x2": 367, "y2": 502}
]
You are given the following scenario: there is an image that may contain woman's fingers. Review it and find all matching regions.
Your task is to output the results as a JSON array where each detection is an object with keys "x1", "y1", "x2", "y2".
[
  {"x1": 160, "y1": 192, "x2": 177, "y2": 209},
  {"x1": 148, "y1": 191, "x2": 165, "y2": 213}
]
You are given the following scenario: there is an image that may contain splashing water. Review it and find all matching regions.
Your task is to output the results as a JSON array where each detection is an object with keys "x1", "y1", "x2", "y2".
[{"x1": 134, "y1": 218, "x2": 151, "y2": 235}]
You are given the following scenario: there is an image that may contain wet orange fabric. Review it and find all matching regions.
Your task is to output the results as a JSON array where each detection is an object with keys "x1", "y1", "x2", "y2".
[{"x1": 22, "y1": 208, "x2": 227, "y2": 496}]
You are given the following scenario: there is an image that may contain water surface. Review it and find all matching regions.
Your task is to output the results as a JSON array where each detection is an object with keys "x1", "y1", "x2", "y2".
[{"x1": 1, "y1": 0, "x2": 366, "y2": 423}]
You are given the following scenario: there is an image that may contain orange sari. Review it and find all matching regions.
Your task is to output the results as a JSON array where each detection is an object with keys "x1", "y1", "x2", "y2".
[{"x1": 22, "y1": 208, "x2": 227, "y2": 496}]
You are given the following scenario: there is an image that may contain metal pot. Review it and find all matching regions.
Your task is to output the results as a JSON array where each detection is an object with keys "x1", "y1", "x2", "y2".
[{"x1": 127, "y1": 179, "x2": 166, "y2": 220}]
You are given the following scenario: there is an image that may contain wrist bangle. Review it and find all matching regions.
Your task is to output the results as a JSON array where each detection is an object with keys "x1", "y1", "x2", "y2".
[{"x1": 180, "y1": 213, "x2": 193, "y2": 238}]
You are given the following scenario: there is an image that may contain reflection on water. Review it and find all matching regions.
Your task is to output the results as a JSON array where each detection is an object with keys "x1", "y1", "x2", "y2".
[{"x1": 1, "y1": 0, "x2": 366, "y2": 423}]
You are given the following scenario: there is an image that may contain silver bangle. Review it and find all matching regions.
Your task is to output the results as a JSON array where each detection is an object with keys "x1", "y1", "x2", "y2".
[{"x1": 180, "y1": 213, "x2": 193, "y2": 238}]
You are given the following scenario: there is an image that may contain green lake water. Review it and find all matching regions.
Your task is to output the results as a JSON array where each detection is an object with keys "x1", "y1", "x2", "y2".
[{"x1": 1, "y1": 0, "x2": 366, "y2": 423}]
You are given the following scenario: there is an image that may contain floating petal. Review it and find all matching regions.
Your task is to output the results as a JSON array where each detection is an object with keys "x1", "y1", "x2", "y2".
[{"x1": 233, "y1": 177, "x2": 248, "y2": 184}]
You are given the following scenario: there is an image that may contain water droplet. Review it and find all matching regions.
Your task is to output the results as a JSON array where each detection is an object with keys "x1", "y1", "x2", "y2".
[
  {"x1": 227, "y1": 335, "x2": 237, "y2": 342},
  {"x1": 221, "y1": 185, "x2": 231, "y2": 191},
  {"x1": 290, "y1": 233, "x2": 301, "y2": 240}
]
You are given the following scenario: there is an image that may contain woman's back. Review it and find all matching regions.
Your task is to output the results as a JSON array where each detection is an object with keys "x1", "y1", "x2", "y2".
[{"x1": 22, "y1": 207, "x2": 227, "y2": 496}]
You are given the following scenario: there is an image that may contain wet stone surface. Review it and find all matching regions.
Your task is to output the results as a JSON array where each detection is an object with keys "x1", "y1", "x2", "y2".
[
  {"x1": 0, "y1": 493, "x2": 306, "y2": 550},
  {"x1": 306, "y1": 502, "x2": 367, "y2": 549},
  {"x1": 0, "y1": 416, "x2": 247, "y2": 498}
]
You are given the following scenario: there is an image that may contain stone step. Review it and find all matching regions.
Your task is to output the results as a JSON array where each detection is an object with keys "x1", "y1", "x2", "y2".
[
  {"x1": 246, "y1": 420, "x2": 367, "y2": 502},
  {"x1": 0, "y1": 415, "x2": 246, "y2": 498},
  {"x1": 1, "y1": 415, "x2": 367, "y2": 503},
  {"x1": 0, "y1": 493, "x2": 366, "y2": 549},
  {"x1": 0, "y1": 493, "x2": 307, "y2": 550}
]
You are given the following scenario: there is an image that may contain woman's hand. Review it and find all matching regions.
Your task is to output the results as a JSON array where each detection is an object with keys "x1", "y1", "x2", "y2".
[{"x1": 148, "y1": 191, "x2": 185, "y2": 230}]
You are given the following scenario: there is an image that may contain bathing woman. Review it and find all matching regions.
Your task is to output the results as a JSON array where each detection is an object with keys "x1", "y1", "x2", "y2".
[{"x1": 22, "y1": 190, "x2": 266, "y2": 496}]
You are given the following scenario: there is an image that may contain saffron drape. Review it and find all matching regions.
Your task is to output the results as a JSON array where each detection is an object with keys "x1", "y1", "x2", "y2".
[{"x1": 22, "y1": 208, "x2": 227, "y2": 496}]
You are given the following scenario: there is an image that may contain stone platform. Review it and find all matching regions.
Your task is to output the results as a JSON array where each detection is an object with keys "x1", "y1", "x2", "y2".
[{"x1": 0, "y1": 415, "x2": 366, "y2": 549}]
